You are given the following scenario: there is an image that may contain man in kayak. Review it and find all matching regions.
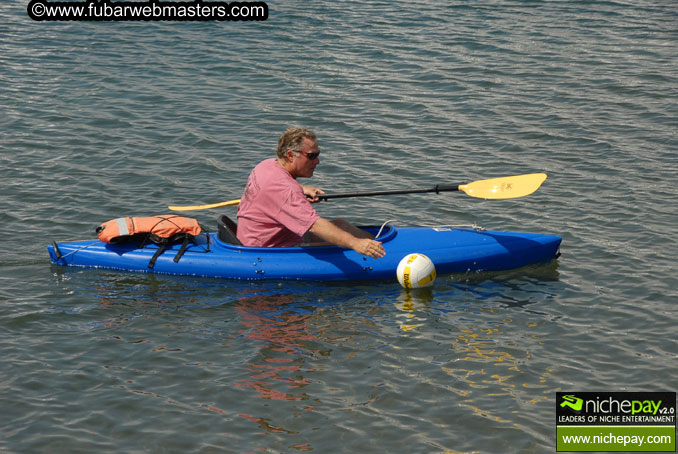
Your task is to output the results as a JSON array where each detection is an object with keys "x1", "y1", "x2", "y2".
[{"x1": 236, "y1": 127, "x2": 386, "y2": 259}]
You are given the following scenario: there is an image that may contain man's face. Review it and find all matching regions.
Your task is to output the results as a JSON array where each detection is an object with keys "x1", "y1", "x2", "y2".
[{"x1": 289, "y1": 137, "x2": 320, "y2": 178}]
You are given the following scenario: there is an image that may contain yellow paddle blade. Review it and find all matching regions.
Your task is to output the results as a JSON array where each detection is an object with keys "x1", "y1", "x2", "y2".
[
  {"x1": 168, "y1": 199, "x2": 241, "y2": 211},
  {"x1": 458, "y1": 173, "x2": 547, "y2": 199}
]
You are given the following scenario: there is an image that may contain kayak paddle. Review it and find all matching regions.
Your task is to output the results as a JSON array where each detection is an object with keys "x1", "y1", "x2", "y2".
[
  {"x1": 168, "y1": 199, "x2": 241, "y2": 211},
  {"x1": 168, "y1": 173, "x2": 547, "y2": 211}
]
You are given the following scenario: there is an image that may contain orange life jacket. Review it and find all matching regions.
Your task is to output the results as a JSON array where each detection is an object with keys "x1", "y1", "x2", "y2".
[
  {"x1": 96, "y1": 215, "x2": 202, "y2": 243},
  {"x1": 95, "y1": 215, "x2": 205, "y2": 269}
]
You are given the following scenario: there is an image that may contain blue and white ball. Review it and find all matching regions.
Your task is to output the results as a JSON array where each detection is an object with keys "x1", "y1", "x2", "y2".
[{"x1": 396, "y1": 253, "x2": 436, "y2": 289}]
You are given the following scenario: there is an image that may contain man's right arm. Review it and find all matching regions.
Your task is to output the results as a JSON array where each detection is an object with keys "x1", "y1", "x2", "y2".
[{"x1": 308, "y1": 218, "x2": 385, "y2": 259}]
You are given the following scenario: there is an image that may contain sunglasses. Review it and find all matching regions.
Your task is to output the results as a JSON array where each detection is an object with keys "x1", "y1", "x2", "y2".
[{"x1": 297, "y1": 151, "x2": 320, "y2": 160}]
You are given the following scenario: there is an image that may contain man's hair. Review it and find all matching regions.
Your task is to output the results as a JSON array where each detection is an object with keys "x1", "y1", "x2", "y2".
[{"x1": 276, "y1": 127, "x2": 317, "y2": 159}]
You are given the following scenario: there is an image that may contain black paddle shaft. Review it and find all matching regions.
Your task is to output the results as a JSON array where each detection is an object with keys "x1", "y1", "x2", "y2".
[{"x1": 317, "y1": 184, "x2": 461, "y2": 201}]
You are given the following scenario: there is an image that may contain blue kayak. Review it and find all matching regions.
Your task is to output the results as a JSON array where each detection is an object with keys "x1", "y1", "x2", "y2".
[{"x1": 47, "y1": 220, "x2": 561, "y2": 281}]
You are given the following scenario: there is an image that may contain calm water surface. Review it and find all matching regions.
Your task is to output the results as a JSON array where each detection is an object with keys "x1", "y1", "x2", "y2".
[{"x1": 1, "y1": 1, "x2": 676, "y2": 453}]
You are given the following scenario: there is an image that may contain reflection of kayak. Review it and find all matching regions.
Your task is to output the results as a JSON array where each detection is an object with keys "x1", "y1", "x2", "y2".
[{"x1": 47, "y1": 223, "x2": 561, "y2": 282}]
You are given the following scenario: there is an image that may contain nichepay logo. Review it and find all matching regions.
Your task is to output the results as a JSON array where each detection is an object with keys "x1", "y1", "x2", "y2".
[
  {"x1": 560, "y1": 395, "x2": 584, "y2": 412},
  {"x1": 559, "y1": 393, "x2": 664, "y2": 416},
  {"x1": 556, "y1": 392, "x2": 676, "y2": 452},
  {"x1": 585, "y1": 396, "x2": 663, "y2": 416}
]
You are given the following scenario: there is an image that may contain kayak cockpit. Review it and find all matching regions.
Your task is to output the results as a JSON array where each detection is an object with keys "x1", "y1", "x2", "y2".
[
  {"x1": 216, "y1": 215, "x2": 243, "y2": 245},
  {"x1": 214, "y1": 215, "x2": 397, "y2": 250}
]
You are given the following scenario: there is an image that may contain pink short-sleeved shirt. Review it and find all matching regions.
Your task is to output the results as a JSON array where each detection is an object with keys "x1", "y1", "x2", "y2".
[{"x1": 236, "y1": 158, "x2": 320, "y2": 247}]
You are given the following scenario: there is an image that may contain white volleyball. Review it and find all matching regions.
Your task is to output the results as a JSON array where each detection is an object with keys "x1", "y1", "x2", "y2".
[{"x1": 396, "y1": 253, "x2": 436, "y2": 289}]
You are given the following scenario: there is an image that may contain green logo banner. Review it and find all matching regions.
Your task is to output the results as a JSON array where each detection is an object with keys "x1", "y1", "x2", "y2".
[{"x1": 556, "y1": 392, "x2": 676, "y2": 452}]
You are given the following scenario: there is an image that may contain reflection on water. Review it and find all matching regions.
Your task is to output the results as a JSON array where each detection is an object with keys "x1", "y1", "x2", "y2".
[
  {"x1": 41, "y1": 257, "x2": 577, "y2": 454},
  {"x1": 234, "y1": 295, "x2": 317, "y2": 403},
  {"x1": 31, "y1": 257, "x2": 597, "y2": 452},
  {"x1": 393, "y1": 287, "x2": 434, "y2": 331},
  {"x1": 387, "y1": 278, "x2": 559, "y2": 434},
  {"x1": 440, "y1": 307, "x2": 556, "y2": 430}
]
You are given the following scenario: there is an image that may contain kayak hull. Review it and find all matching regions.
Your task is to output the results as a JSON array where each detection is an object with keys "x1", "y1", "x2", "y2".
[{"x1": 47, "y1": 225, "x2": 561, "y2": 281}]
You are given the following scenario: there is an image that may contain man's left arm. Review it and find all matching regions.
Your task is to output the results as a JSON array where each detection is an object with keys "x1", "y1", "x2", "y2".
[{"x1": 301, "y1": 185, "x2": 325, "y2": 203}]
